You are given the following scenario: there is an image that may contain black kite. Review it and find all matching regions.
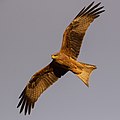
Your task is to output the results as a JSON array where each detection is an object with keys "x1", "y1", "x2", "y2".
[{"x1": 17, "y1": 2, "x2": 105, "y2": 115}]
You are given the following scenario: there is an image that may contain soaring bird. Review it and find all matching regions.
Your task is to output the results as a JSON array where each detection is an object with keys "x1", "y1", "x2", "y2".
[{"x1": 17, "y1": 2, "x2": 105, "y2": 115}]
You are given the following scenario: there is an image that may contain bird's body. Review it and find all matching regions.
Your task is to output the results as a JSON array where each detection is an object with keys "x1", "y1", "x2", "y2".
[
  {"x1": 17, "y1": 2, "x2": 105, "y2": 115},
  {"x1": 52, "y1": 52, "x2": 96, "y2": 86}
]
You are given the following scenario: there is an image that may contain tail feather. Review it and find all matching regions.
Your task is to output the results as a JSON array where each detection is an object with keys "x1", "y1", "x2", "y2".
[{"x1": 76, "y1": 62, "x2": 96, "y2": 87}]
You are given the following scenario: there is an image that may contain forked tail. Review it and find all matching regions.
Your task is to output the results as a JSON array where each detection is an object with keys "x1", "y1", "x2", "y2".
[{"x1": 76, "y1": 62, "x2": 97, "y2": 87}]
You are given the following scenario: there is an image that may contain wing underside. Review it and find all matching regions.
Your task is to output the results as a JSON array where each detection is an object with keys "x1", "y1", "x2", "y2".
[
  {"x1": 60, "y1": 2, "x2": 105, "y2": 59},
  {"x1": 17, "y1": 61, "x2": 68, "y2": 115}
]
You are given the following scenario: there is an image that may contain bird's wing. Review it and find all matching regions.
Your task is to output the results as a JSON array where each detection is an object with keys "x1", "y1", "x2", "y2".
[
  {"x1": 60, "y1": 2, "x2": 105, "y2": 59},
  {"x1": 17, "y1": 61, "x2": 68, "y2": 115}
]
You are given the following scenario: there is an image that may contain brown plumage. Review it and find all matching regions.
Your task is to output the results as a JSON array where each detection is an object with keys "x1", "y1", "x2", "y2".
[{"x1": 17, "y1": 2, "x2": 105, "y2": 115}]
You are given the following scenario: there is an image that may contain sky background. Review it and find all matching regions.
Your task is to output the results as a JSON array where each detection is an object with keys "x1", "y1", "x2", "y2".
[{"x1": 0, "y1": 0, "x2": 120, "y2": 120}]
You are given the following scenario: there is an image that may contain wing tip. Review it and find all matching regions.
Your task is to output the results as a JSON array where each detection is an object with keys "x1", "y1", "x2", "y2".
[
  {"x1": 74, "y1": 1, "x2": 105, "y2": 19},
  {"x1": 17, "y1": 88, "x2": 35, "y2": 115},
  {"x1": 17, "y1": 98, "x2": 34, "y2": 115}
]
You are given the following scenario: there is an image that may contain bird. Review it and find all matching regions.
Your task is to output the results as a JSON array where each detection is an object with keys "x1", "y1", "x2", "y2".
[{"x1": 17, "y1": 1, "x2": 105, "y2": 115}]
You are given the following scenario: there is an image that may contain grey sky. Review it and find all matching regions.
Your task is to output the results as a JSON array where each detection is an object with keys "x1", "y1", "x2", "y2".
[{"x1": 0, "y1": 0, "x2": 120, "y2": 119}]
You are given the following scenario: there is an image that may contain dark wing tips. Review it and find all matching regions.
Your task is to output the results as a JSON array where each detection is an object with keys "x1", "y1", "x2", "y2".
[
  {"x1": 75, "y1": 1, "x2": 95, "y2": 19},
  {"x1": 75, "y1": 1, "x2": 105, "y2": 19},
  {"x1": 17, "y1": 88, "x2": 34, "y2": 115},
  {"x1": 82, "y1": 1, "x2": 95, "y2": 14}
]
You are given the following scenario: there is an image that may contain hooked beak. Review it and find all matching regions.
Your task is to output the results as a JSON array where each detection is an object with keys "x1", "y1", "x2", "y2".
[{"x1": 51, "y1": 55, "x2": 56, "y2": 59}]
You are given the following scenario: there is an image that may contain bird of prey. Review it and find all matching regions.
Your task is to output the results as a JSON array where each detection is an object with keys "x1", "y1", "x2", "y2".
[{"x1": 17, "y1": 1, "x2": 105, "y2": 115}]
